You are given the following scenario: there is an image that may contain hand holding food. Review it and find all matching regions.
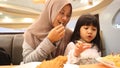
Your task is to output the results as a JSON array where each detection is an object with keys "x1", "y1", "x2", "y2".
[
  {"x1": 74, "y1": 41, "x2": 92, "y2": 57},
  {"x1": 47, "y1": 24, "x2": 65, "y2": 43}
]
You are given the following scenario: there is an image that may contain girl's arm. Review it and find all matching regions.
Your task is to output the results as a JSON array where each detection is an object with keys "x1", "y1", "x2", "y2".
[
  {"x1": 66, "y1": 49, "x2": 81, "y2": 64},
  {"x1": 66, "y1": 44, "x2": 101, "y2": 64},
  {"x1": 64, "y1": 42, "x2": 81, "y2": 64},
  {"x1": 64, "y1": 42, "x2": 75, "y2": 56}
]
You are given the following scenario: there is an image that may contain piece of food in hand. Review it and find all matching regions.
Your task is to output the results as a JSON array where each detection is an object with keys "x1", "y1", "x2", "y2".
[
  {"x1": 83, "y1": 45, "x2": 91, "y2": 49},
  {"x1": 83, "y1": 42, "x2": 92, "y2": 47},
  {"x1": 77, "y1": 41, "x2": 92, "y2": 48},
  {"x1": 36, "y1": 56, "x2": 67, "y2": 68}
]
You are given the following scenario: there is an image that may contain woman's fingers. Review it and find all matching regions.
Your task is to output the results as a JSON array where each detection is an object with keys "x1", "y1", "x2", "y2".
[
  {"x1": 54, "y1": 24, "x2": 65, "y2": 39},
  {"x1": 47, "y1": 24, "x2": 65, "y2": 43},
  {"x1": 55, "y1": 24, "x2": 65, "y2": 35}
]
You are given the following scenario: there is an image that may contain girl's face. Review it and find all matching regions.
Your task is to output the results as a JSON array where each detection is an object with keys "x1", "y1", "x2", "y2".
[
  {"x1": 53, "y1": 4, "x2": 71, "y2": 27},
  {"x1": 80, "y1": 25, "x2": 97, "y2": 43}
]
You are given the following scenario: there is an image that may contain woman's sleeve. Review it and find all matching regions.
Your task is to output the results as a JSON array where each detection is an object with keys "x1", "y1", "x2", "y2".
[{"x1": 22, "y1": 37, "x2": 56, "y2": 63}]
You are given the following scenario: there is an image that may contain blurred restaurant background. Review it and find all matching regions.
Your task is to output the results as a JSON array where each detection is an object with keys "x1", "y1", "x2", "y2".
[{"x1": 0, "y1": 0, "x2": 120, "y2": 55}]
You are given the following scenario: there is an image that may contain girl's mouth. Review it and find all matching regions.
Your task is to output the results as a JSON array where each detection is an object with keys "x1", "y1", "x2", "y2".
[{"x1": 88, "y1": 35, "x2": 92, "y2": 39}]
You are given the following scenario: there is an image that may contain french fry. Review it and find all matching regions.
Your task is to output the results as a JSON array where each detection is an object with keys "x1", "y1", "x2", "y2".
[{"x1": 102, "y1": 54, "x2": 120, "y2": 67}]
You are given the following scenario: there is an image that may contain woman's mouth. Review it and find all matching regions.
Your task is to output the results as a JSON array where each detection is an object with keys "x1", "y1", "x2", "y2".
[
  {"x1": 58, "y1": 21, "x2": 61, "y2": 24},
  {"x1": 58, "y1": 21, "x2": 65, "y2": 26}
]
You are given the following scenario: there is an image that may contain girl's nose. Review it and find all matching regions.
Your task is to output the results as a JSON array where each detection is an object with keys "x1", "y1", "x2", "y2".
[{"x1": 88, "y1": 29, "x2": 92, "y2": 34}]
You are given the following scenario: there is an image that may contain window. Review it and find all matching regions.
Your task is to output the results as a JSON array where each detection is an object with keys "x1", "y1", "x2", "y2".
[{"x1": 113, "y1": 9, "x2": 120, "y2": 29}]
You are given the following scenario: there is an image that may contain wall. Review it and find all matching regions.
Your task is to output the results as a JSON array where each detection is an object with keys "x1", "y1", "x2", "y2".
[{"x1": 99, "y1": 0, "x2": 120, "y2": 55}]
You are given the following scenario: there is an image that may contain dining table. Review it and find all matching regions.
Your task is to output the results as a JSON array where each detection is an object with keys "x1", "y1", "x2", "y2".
[
  {"x1": 0, "y1": 65, "x2": 15, "y2": 68},
  {"x1": 80, "y1": 63, "x2": 111, "y2": 68},
  {"x1": 0, "y1": 63, "x2": 115, "y2": 68}
]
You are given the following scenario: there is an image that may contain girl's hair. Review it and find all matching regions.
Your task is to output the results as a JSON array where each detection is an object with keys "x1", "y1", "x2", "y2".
[{"x1": 70, "y1": 14, "x2": 102, "y2": 51}]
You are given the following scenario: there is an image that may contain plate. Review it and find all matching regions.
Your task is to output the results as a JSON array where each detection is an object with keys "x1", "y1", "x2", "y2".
[
  {"x1": 96, "y1": 57, "x2": 116, "y2": 68},
  {"x1": 14, "y1": 62, "x2": 79, "y2": 68},
  {"x1": 14, "y1": 62, "x2": 41, "y2": 68}
]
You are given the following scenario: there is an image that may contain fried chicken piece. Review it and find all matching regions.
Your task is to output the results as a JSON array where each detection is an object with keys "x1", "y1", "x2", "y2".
[{"x1": 36, "y1": 56, "x2": 67, "y2": 68}]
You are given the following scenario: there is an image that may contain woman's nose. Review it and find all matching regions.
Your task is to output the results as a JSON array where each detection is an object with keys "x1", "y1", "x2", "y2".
[
  {"x1": 62, "y1": 15, "x2": 68, "y2": 22},
  {"x1": 61, "y1": 16, "x2": 68, "y2": 26}
]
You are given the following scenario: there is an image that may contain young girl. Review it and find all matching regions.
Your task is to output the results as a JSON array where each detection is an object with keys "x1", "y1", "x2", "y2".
[{"x1": 64, "y1": 14, "x2": 102, "y2": 65}]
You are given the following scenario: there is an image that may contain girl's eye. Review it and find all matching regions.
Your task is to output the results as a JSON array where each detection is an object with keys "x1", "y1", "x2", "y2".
[
  {"x1": 83, "y1": 26, "x2": 88, "y2": 29},
  {"x1": 92, "y1": 28, "x2": 97, "y2": 31},
  {"x1": 84, "y1": 27, "x2": 88, "y2": 30}
]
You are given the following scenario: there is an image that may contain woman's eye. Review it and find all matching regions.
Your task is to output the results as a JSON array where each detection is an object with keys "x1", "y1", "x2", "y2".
[
  {"x1": 60, "y1": 11, "x2": 64, "y2": 15},
  {"x1": 59, "y1": 11, "x2": 71, "y2": 18},
  {"x1": 66, "y1": 13, "x2": 71, "y2": 17}
]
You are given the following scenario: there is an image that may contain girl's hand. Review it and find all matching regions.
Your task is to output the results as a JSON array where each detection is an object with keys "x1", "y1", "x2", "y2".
[
  {"x1": 47, "y1": 24, "x2": 65, "y2": 43},
  {"x1": 74, "y1": 41, "x2": 92, "y2": 57}
]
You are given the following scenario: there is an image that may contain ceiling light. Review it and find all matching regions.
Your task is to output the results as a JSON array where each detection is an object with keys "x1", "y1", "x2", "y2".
[
  {"x1": 22, "y1": 18, "x2": 34, "y2": 23},
  {"x1": 0, "y1": 0, "x2": 7, "y2": 2},
  {"x1": 2, "y1": 16, "x2": 13, "y2": 23},
  {"x1": 88, "y1": 0, "x2": 93, "y2": 5},
  {"x1": 33, "y1": 0, "x2": 47, "y2": 4},
  {"x1": 0, "y1": 12, "x2": 3, "y2": 15},
  {"x1": 80, "y1": 0, "x2": 93, "y2": 5}
]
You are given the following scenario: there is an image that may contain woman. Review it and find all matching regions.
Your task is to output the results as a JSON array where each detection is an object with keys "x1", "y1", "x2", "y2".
[{"x1": 22, "y1": 0, "x2": 72, "y2": 63}]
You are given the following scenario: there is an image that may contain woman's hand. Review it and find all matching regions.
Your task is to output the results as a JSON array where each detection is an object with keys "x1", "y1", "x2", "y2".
[
  {"x1": 74, "y1": 41, "x2": 92, "y2": 57},
  {"x1": 47, "y1": 24, "x2": 65, "y2": 43}
]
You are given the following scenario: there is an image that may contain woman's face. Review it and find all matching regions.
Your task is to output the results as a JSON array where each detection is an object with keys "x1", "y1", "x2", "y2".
[
  {"x1": 53, "y1": 4, "x2": 71, "y2": 27},
  {"x1": 80, "y1": 25, "x2": 97, "y2": 43}
]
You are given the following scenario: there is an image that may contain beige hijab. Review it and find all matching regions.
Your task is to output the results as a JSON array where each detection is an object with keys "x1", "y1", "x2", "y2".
[{"x1": 24, "y1": 0, "x2": 72, "y2": 49}]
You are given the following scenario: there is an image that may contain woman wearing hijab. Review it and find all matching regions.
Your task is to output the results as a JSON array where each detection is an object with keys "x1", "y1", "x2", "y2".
[{"x1": 22, "y1": 0, "x2": 72, "y2": 63}]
